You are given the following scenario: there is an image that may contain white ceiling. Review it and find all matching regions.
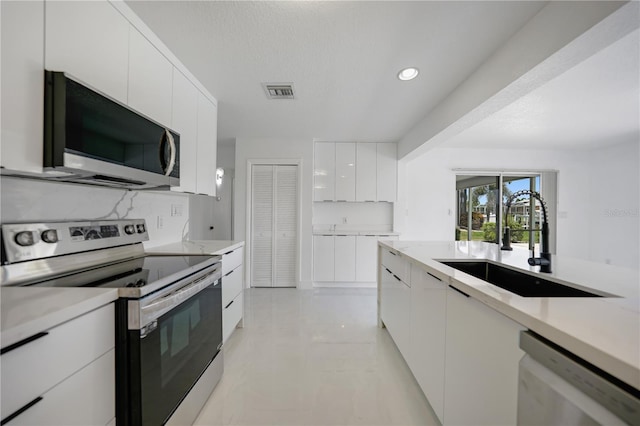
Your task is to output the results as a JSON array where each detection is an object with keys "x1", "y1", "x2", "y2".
[
  {"x1": 444, "y1": 28, "x2": 640, "y2": 150},
  {"x1": 125, "y1": 1, "x2": 548, "y2": 144}
]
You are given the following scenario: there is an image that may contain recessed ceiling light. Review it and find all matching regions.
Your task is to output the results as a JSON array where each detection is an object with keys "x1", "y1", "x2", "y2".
[{"x1": 397, "y1": 67, "x2": 419, "y2": 81}]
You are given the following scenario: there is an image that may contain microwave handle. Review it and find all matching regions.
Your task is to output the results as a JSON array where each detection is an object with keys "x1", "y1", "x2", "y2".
[{"x1": 159, "y1": 129, "x2": 176, "y2": 176}]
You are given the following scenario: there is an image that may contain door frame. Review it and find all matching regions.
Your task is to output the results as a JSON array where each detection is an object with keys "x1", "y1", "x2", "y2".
[{"x1": 245, "y1": 159, "x2": 302, "y2": 287}]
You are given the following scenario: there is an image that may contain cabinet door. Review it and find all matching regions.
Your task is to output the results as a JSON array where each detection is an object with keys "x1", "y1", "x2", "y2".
[
  {"x1": 45, "y1": 1, "x2": 129, "y2": 104},
  {"x1": 444, "y1": 284, "x2": 525, "y2": 425},
  {"x1": 334, "y1": 235, "x2": 356, "y2": 281},
  {"x1": 314, "y1": 143, "x2": 335, "y2": 201},
  {"x1": 355, "y1": 235, "x2": 378, "y2": 282},
  {"x1": 1, "y1": 0, "x2": 44, "y2": 173},
  {"x1": 377, "y1": 143, "x2": 397, "y2": 202},
  {"x1": 335, "y1": 143, "x2": 356, "y2": 202},
  {"x1": 196, "y1": 93, "x2": 218, "y2": 196},
  {"x1": 356, "y1": 143, "x2": 377, "y2": 201},
  {"x1": 171, "y1": 69, "x2": 198, "y2": 193},
  {"x1": 409, "y1": 265, "x2": 447, "y2": 423},
  {"x1": 313, "y1": 236, "x2": 334, "y2": 282},
  {"x1": 128, "y1": 28, "x2": 173, "y2": 125},
  {"x1": 381, "y1": 267, "x2": 410, "y2": 356}
]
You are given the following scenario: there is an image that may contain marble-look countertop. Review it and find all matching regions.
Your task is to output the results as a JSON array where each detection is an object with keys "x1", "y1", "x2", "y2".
[
  {"x1": 145, "y1": 240, "x2": 244, "y2": 256},
  {"x1": 379, "y1": 240, "x2": 640, "y2": 390},
  {"x1": 1, "y1": 287, "x2": 118, "y2": 348}
]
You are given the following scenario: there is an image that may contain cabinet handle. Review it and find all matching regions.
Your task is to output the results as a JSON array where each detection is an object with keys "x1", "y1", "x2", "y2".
[
  {"x1": 385, "y1": 268, "x2": 391, "y2": 274},
  {"x1": 0, "y1": 332, "x2": 48, "y2": 355},
  {"x1": 223, "y1": 250, "x2": 234, "y2": 255},
  {"x1": 159, "y1": 129, "x2": 176, "y2": 176},
  {"x1": 388, "y1": 251, "x2": 396, "y2": 256},
  {"x1": 427, "y1": 272, "x2": 442, "y2": 282},
  {"x1": 224, "y1": 300, "x2": 234, "y2": 309},
  {"x1": 449, "y1": 285, "x2": 470, "y2": 298},
  {"x1": 1, "y1": 396, "x2": 43, "y2": 425},
  {"x1": 393, "y1": 274, "x2": 402, "y2": 282},
  {"x1": 224, "y1": 269, "x2": 234, "y2": 277}
]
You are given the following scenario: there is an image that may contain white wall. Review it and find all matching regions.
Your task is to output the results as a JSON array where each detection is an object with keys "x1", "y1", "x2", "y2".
[
  {"x1": 0, "y1": 177, "x2": 189, "y2": 247},
  {"x1": 586, "y1": 139, "x2": 639, "y2": 268},
  {"x1": 400, "y1": 142, "x2": 639, "y2": 269},
  {"x1": 234, "y1": 137, "x2": 314, "y2": 288}
]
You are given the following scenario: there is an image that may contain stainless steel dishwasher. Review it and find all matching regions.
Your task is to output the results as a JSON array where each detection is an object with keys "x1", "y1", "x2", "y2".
[{"x1": 518, "y1": 331, "x2": 639, "y2": 425}]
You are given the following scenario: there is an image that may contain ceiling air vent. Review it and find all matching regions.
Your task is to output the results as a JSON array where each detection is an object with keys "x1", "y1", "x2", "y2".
[{"x1": 262, "y1": 83, "x2": 295, "y2": 100}]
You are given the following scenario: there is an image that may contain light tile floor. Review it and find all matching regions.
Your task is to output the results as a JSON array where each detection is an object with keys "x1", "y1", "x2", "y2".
[{"x1": 194, "y1": 288, "x2": 440, "y2": 426}]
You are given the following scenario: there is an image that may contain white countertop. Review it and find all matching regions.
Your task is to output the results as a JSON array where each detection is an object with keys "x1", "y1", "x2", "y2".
[
  {"x1": 1, "y1": 287, "x2": 118, "y2": 348},
  {"x1": 379, "y1": 240, "x2": 640, "y2": 390},
  {"x1": 313, "y1": 231, "x2": 399, "y2": 236},
  {"x1": 145, "y1": 240, "x2": 244, "y2": 256}
]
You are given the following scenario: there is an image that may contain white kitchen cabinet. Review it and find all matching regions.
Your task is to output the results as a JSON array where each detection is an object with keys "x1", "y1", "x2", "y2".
[
  {"x1": 196, "y1": 93, "x2": 218, "y2": 196},
  {"x1": 128, "y1": 27, "x2": 174, "y2": 126},
  {"x1": 313, "y1": 235, "x2": 335, "y2": 282},
  {"x1": 314, "y1": 143, "x2": 335, "y2": 201},
  {"x1": 355, "y1": 143, "x2": 377, "y2": 202},
  {"x1": 45, "y1": 0, "x2": 130, "y2": 104},
  {"x1": 334, "y1": 235, "x2": 356, "y2": 281},
  {"x1": 408, "y1": 265, "x2": 447, "y2": 423},
  {"x1": 444, "y1": 284, "x2": 525, "y2": 425},
  {"x1": 1, "y1": 0, "x2": 44, "y2": 174},
  {"x1": 356, "y1": 235, "x2": 398, "y2": 282},
  {"x1": 171, "y1": 69, "x2": 199, "y2": 193},
  {"x1": 335, "y1": 143, "x2": 356, "y2": 202},
  {"x1": 222, "y1": 246, "x2": 244, "y2": 343},
  {"x1": 376, "y1": 143, "x2": 397, "y2": 202},
  {"x1": 1, "y1": 303, "x2": 115, "y2": 425},
  {"x1": 379, "y1": 264, "x2": 410, "y2": 356}
]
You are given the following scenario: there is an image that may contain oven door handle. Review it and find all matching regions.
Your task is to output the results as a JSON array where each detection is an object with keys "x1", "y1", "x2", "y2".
[{"x1": 133, "y1": 271, "x2": 220, "y2": 331}]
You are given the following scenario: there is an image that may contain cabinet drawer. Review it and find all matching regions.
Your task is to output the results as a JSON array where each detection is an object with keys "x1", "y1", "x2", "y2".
[
  {"x1": 7, "y1": 349, "x2": 115, "y2": 426},
  {"x1": 1, "y1": 304, "x2": 114, "y2": 420},
  {"x1": 222, "y1": 266, "x2": 243, "y2": 308},
  {"x1": 380, "y1": 249, "x2": 410, "y2": 285},
  {"x1": 223, "y1": 291, "x2": 243, "y2": 343},
  {"x1": 222, "y1": 247, "x2": 243, "y2": 275}
]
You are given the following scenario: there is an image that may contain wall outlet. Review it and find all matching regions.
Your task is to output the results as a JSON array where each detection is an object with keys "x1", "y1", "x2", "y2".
[
  {"x1": 157, "y1": 215, "x2": 164, "y2": 229},
  {"x1": 171, "y1": 204, "x2": 183, "y2": 217}
]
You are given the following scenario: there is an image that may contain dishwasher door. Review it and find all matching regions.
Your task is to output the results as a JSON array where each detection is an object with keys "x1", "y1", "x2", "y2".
[{"x1": 517, "y1": 331, "x2": 639, "y2": 426}]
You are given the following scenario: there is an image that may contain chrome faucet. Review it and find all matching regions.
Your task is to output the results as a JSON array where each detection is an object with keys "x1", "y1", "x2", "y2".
[{"x1": 501, "y1": 190, "x2": 552, "y2": 273}]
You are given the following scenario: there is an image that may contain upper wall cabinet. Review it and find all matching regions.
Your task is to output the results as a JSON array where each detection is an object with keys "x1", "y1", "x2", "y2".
[
  {"x1": 196, "y1": 93, "x2": 218, "y2": 196},
  {"x1": 128, "y1": 29, "x2": 174, "y2": 126},
  {"x1": 314, "y1": 143, "x2": 336, "y2": 202},
  {"x1": 314, "y1": 142, "x2": 397, "y2": 202},
  {"x1": 171, "y1": 70, "x2": 199, "y2": 194},
  {"x1": 376, "y1": 143, "x2": 397, "y2": 202},
  {"x1": 1, "y1": 1, "x2": 44, "y2": 174},
  {"x1": 45, "y1": 0, "x2": 130, "y2": 105}
]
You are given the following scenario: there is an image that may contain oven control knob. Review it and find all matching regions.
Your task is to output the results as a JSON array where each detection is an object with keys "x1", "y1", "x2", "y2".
[
  {"x1": 124, "y1": 225, "x2": 136, "y2": 235},
  {"x1": 136, "y1": 224, "x2": 146, "y2": 234},
  {"x1": 14, "y1": 231, "x2": 35, "y2": 247},
  {"x1": 41, "y1": 229, "x2": 58, "y2": 243}
]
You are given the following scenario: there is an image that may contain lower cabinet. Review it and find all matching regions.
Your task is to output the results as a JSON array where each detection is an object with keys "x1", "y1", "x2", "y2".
[
  {"x1": 0, "y1": 303, "x2": 115, "y2": 425},
  {"x1": 379, "y1": 264, "x2": 411, "y2": 356},
  {"x1": 443, "y1": 284, "x2": 525, "y2": 425},
  {"x1": 407, "y1": 264, "x2": 447, "y2": 423},
  {"x1": 222, "y1": 246, "x2": 244, "y2": 343}
]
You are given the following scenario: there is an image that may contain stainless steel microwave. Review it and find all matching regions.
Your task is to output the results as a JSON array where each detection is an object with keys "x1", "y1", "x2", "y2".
[{"x1": 44, "y1": 71, "x2": 180, "y2": 189}]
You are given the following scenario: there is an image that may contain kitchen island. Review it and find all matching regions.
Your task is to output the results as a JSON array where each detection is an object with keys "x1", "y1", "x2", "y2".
[{"x1": 378, "y1": 240, "x2": 639, "y2": 424}]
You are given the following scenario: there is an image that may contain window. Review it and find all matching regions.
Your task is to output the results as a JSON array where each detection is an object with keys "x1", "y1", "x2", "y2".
[{"x1": 455, "y1": 172, "x2": 553, "y2": 253}]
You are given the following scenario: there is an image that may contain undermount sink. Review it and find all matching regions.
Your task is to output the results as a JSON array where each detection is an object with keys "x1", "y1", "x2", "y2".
[{"x1": 439, "y1": 260, "x2": 609, "y2": 297}]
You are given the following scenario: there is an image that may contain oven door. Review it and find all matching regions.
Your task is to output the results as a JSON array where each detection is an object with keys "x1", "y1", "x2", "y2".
[{"x1": 118, "y1": 269, "x2": 222, "y2": 426}]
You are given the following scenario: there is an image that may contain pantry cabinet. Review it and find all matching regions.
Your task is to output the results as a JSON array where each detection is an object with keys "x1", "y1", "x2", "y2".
[
  {"x1": 314, "y1": 143, "x2": 336, "y2": 202},
  {"x1": 45, "y1": 0, "x2": 130, "y2": 104},
  {"x1": 335, "y1": 143, "x2": 356, "y2": 202},
  {"x1": 355, "y1": 143, "x2": 377, "y2": 201}
]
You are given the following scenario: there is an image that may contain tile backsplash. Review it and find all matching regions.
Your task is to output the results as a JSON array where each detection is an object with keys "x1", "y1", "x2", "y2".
[{"x1": 0, "y1": 176, "x2": 189, "y2": 247}]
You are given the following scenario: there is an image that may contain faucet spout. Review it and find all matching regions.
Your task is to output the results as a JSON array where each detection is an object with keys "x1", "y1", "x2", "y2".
[{"x1": 501, "y1": 190, "x2": 552, "y2": 273}]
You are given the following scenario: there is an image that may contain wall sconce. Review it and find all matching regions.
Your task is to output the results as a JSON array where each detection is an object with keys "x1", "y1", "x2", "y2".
[{"x1": 215, "y1": 168, "x2": 224, "y2": 186}]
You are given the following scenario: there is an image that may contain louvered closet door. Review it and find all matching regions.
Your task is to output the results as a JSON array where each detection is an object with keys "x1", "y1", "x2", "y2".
[
  {"x1": 250, "y1": 164, "x2": 298, "y2": 287},
  {"x1": 251, "y1": 165, "x2": 274, "y2": 286}
]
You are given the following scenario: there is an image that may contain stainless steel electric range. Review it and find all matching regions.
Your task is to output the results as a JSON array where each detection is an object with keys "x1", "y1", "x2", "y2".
[{"x1": 1, "y1": 219, "x2": 223, "y2": 426}]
